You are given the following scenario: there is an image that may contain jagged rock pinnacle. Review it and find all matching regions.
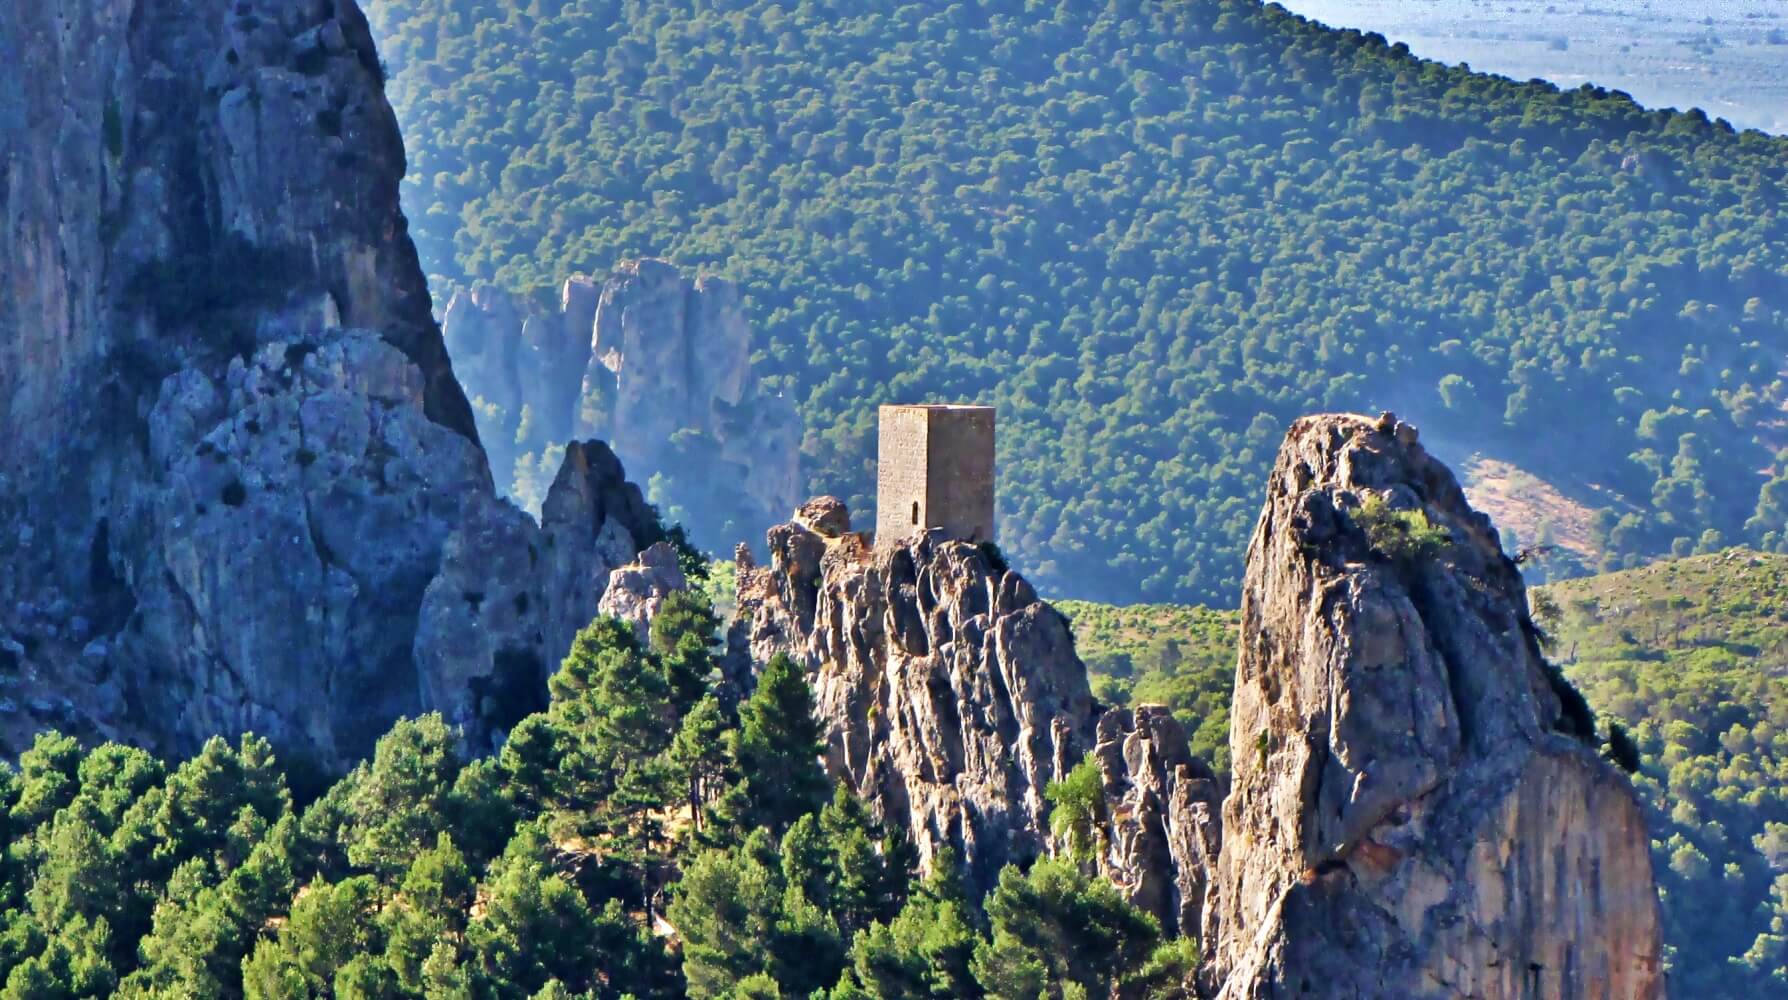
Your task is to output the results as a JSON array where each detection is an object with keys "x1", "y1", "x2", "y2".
[
  {"x1": 1206, "y1": 413, "x2": 1663, "y2": 998},
  {"x1": 737, "y1": 498, "x2": 1222, "y2": 931}
]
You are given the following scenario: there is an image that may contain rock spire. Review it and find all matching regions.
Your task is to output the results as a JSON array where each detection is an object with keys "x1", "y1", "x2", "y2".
[{"x1": 1205, "y1": 413, "x2": 1663, "y2": 998}]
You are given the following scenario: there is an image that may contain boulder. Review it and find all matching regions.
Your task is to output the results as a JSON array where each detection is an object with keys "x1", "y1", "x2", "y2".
[
  {"x1": 795, "y1": 496, "x2": 852, "y2": 537},
  {"x1": 598, "y1": 542, "x2": 690, "y2": 643}
]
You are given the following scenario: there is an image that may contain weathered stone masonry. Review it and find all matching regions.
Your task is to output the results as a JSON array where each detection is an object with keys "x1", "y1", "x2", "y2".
[{"x1": 873, "y1": 404, "x2": 995, "y2": 546}]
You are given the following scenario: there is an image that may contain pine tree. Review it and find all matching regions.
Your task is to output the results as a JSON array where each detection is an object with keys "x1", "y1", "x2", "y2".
[
  {"x1": 463, "y1": 827, "x2": 607, "y2": 997},
  {"x1": 10, "y1": 731, "x2": 82, "y2": 831},
  {"x1": 718, "y1": 654, "x2": 829, "y2": 839},
  {"x1": 971, "y1": 858, "x2": 1159, "y2": 1000},
  {"x1": 651, "y1": 590, "x2": 722, "y2": 718},
  {"x1": 668, "y1": 831, "x2": 784, "y2": 997},
  {"x1": 668, "y1": 695, "x2": 732, "y2": 837},
  {"x1": 547, "y1": 617, "x2": 674, "y2": 826},
  {"x1": 240, "y1": 875, "x2": 383, "y2": 1000},
  {"x1": 836, "y1": 848, "x2": 980, "y2": 999},
  {"x1": 343, "y1": 714, "x2": 462, "y2": 878},
  {"x1": 818, "y1": 785, "x2": 915, "y2": 934},
  {"x1": 382, "y1": 833, "x2": 473, "y2": 993}
]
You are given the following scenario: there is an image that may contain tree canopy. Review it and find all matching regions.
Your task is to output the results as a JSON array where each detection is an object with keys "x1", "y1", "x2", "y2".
[{"x1": 0, "y1": 593, "x2": 1186, "y2": 997}]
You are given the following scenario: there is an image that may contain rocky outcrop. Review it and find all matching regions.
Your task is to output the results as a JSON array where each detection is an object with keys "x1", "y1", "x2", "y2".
[
  {"x1": 414, "y1": 439, "x2": 661, "y2": 755},
  {"x1": 440, "y1": 260, "x2": 801, "y2": 550},
  {"x1": 736, "y1": 501, "x2": 1220, "y2": 929},
  {"x1": 0, "y1": 1, "x2": 653, "y2": 767},
  {"x1": 598, "y1": 542, "x2": 690, "y2": 644},
  {"x1": 738, "y1": 418, "x2": 1664, "y2": 986},
  {"x1": 535, "y1": 441, "x2": 665, "y2": 664},
  {"x1": 1205, "y1": 413, "x2": 1663, "y2": 998},
  {"x1": 1094, "y1": 706, "x2": 1224, "y2": 941}
]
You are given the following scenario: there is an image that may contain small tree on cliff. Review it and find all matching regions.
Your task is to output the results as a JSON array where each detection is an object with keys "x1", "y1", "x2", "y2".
[
  {"x1": 650, "y1": 590, "x2": 722, "y2": 719},
  {"x1": 1044, "y1": 753, "x2": 1105, "y2": 861}
]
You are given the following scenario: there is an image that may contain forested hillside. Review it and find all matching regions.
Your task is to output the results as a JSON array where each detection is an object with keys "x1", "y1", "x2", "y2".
[
  {"x1": 365, "y1": 0, "x2": 1788, "y2": 604},
  {"x1": 1069, "y1": 549, "x2": 1788, "y2": 996},
  {"x1": 1541, "y1": 551, "x2": 1788, "y2": 996}
]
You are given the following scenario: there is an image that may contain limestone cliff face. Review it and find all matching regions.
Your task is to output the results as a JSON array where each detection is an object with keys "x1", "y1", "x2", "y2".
[
  {"x1": 1206, "y1": 414, "x2": 1664, "y2": 998},
  {"x1": 441, "y1": 259, "x2": 801, "y2": 550},
  {"x1": 736, "y1": 499, "x2": 1220, "y2": 930},
  {"x1": 0, "y1": 1, "x2": 652, "y2": 766},
  {"x1": 415, "y1": 440, "x2": 662, "y2": 755}
]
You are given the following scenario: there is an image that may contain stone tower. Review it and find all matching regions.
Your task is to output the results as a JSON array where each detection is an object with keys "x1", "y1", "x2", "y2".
[{"x1": 875, "y1": 404, "x2": 996, "y2": 546}]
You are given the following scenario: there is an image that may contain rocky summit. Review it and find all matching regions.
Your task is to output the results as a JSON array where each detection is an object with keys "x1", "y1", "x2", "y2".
[
  {"x1": 738, "y1": 412, "x2": 1665, "y2": 997},
  {"x1": 1206, "y1": 413, "x2": 1664, "y2": 998},
  {"x1": 0, "y1": 0, "x2": 657, "y2": 768},
  {"x1": 734, "y1": 498, "x2": 1223, "y2": 935}
]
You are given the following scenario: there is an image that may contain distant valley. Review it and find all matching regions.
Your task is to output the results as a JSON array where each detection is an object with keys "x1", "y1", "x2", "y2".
[
  {"x1": 369, "y1": 0, "x2": 1788, "y2": 606},
  {"x1": 1281, "y1": 0, "x2": 1788, "y2": 134}
]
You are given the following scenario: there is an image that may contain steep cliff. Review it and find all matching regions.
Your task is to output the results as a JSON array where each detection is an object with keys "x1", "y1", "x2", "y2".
[
  {"x1": 414, "y1": 440, "x2": 663, "y2": 755},
  {"x1": 0, "y1": 1, "x2": 653, "y2": 767},
  {"x1": 737, "y1": 418, "x2": 1664, "y2": 993},
  {"x1": 1205, "y1": 413, "x2": 1664, "y2": 998},
  {"x1": 440, "y1": 259, "x2": 801, "y2": 551},
  {"x1": 735, "y1": 499, "x2": 1221, "y2": 932}
]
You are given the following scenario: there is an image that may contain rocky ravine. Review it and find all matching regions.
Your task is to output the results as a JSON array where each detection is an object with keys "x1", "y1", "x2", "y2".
[
  {"x1": 0, "y1": 1, "x2": 659, "y2": 765},
  {"x1": 738, "y1": 417, "x2": 1663, "y2": 997},
  {"x1": 442, "y1": 259, "x2": 801, "y2": 550}
]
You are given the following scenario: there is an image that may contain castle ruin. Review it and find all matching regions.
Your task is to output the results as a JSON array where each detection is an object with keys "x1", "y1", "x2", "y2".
[{"x1": 874, "y1": 404, "x2": 995, "y2": 547}]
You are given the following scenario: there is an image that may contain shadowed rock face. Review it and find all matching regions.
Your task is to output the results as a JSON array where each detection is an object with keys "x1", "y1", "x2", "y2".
[
  {"x1": 0, "y1": 1, "x2": 651, "y2": 767},
  {"x1": 735, "y1": 500, "x2": 1221, "y2": 928},
  {"x1": 416, "y1": 439, "x2": 661, "y2": 756},
  {"x1": 1206, "y1": 413, "x2": 1663, "y2": 999},
  {"x1": 441, "y1": 259, "x2": 801, "y2": 550}
]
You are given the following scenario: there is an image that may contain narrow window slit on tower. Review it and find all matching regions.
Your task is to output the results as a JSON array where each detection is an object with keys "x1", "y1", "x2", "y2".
[{"x1": 911, "y1": 501, "x2": 919, "y2": 525}]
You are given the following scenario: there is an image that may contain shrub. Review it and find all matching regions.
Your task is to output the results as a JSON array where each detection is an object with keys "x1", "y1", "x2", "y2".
[
  {"x1": 1605, "y1": 722, "x2": 1641, "y2": 773},
  {"x1": 1044, "y1": 754, "x2": 1104, "y2": 860},
  {"x1": 978, "y1": 540, "x2": 1010, "y2": 574},
  {"x1": 1354, "y1": 495, "x2": 1451, "y2": 565}
]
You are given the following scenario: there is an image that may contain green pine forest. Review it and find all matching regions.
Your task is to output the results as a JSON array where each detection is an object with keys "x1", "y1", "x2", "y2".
[
  {"x1": 0, "y1": 591, "x2": 1196, "y2": 998},
  {"x1": 0, "y1": 548, "x2": 1779, "y2": 995},
  {"x1": 9, "y1": 0, "x2": 1772, "y2": 995},
  {"x1": 365, "y1": 0, "x2": 1788, "y2": 605},
  {"x1": 1065, "y1": 549, "x2": 1788, "y2": 997}
]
